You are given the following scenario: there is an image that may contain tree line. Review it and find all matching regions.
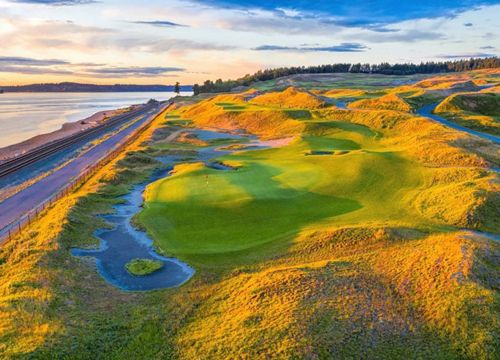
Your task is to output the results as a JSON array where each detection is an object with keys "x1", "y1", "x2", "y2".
[{"x1": 193, "y1": 57, "x2": 500, "y2": 95}]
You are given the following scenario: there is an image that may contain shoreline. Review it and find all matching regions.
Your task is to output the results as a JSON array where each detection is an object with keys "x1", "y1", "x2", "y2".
[
  {"x1": 0, "y1": 91, "x2": 192, "y2": 160},
  {"x1": 0, "y1": 104, "x2": 142, "y2": 162}
]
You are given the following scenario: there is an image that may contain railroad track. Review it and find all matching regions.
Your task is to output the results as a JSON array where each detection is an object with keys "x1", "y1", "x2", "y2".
[{"x1": 0, "y1": 103, "x2": 157, "y2": 178}]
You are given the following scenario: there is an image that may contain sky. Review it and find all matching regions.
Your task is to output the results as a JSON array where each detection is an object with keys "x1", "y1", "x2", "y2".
[{"x1": 0, "y1": 0, "x2": 499, "y2": 85}]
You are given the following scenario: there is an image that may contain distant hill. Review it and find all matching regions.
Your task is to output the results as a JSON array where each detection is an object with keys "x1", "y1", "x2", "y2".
[{"x1": 0, "y1": 82, "x2": 193, "y2": 93}]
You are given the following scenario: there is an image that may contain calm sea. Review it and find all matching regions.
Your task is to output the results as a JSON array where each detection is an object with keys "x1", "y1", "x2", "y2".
[{"x1": 0, "y1": 92, "x2": 190, "y2": 148}]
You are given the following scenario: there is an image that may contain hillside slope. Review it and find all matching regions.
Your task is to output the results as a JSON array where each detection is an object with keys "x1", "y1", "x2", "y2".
[
  {"x1": 348, "y1": 93, "x2": 412, "y2": 112},
  {"x1": 435, "y1": 93, "x2": 500, "y2": 135},
  {"x1": 0, "y1": 71, "x2": 498, "y2": 359}
]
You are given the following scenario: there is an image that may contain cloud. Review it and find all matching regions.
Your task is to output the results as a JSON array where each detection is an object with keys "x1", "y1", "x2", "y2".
[
  {"x1": 358, "y1": 30, "x2": 446, "y2": 43},
  {"x1": 254, "y1": 42, "x2": 367, "y2": 52},
  {"x1": 0, "y1": 56, "x2": 69, "y2": 66},
  {"x1": 192, "y1": 0, "x2": 500, "y2": 28},
  {"x1": 480, "y1": 45, "x2": 496, "y2": 50},
  {"x1": 0, "y1": 65, "x2": 72, "y2": 75},
  {"x1": 88, "y1": 66, "x2": 185, "y2": 77},
  {"x1": 213, "y1": 7, "x2": 399, "y2": 35},
  {"x1": 93, "y1": 37, "x2": 236, "y2": 53},
  {"x1": 482, "y1": 32, "x2": 496, "y2": 40},
  {"x1": 464, "y1": 22, "x2": 473, "y2": 26},
  {"x1": 131, "y1": 20, "x2": 188, "y2": 28},
  {"x1": 0, "y1": 17, "x2": 225, "y2": 55},
  {"x1": 9, "y1": 0, "x2": 96, "y2": 5},
  {"x1": 0, "y1": 56, "x2": 185, "y2": 78},
  {"x1": 438, "y1": 52, "x2": 497, "y2": 59}
]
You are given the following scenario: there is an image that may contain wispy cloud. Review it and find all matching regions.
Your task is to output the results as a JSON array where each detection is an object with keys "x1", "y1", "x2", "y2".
[
  {"x1": 0, "y1": 56, "x2": 69, "y2": 66},
  {"x1": 438, "y1": 52, "x2": 497, "y2": 59},
  {"x1": 88, "y1": 66, "x2": 185, "y2": 77},
  {"x1": 254, "y1": 43, "x2": 367, "y2": 52},
  {"x1": 358, "y1": 30, "x2": 446, "y2": 43},
  {"x1": 1, "y1": 0, "x2": 498, "y2": 84},
  {"x1": 0, "y1": 18, "x2": 228, "y2": 55},
  {"x1": 9, "y1": 0, "x2": 96, "y2": 5},
  {"x1": 131, "y1": 20, "x2": 188, "y2": 28},
  {"x1": 0, "y1": 56, "x2": 185, "y2": 78},
  {"x1": 192, "y1": 0, "x2": 500, "y2": 27},
  {"x1": 0, "y1": 65, "x2": 73, "y2": 75},
  {"x1": 93, "y1": 37, "x2": 236, "y2": 53}
]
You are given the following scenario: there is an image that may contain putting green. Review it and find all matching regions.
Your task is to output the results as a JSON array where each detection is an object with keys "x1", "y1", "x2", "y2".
[{"x1": 139, "y1": 119, "x2": 427, "y2": 263}]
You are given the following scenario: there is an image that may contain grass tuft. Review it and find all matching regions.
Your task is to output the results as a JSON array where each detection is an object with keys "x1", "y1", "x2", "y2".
[{"x1": 125, "y1": 259, "x2": 164, "y2": 276}]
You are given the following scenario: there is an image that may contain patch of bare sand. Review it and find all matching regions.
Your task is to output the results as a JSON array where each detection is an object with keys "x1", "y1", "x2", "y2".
[{"x1": 256, "y1": 136, "x2": 297, "y2": 148}]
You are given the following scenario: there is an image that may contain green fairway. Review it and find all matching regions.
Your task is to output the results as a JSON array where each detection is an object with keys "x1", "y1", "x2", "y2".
[
  {"x1": 3, "y1": 71, "x2": 498, "y2": 359},
  {"x1": 139, "y1": 118, "x2": 428, "y2": 264}
]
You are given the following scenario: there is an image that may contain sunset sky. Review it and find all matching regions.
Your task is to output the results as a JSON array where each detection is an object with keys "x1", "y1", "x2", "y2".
[{"x1": 0, "y1": 0, "x2": 499, "y2": 86}]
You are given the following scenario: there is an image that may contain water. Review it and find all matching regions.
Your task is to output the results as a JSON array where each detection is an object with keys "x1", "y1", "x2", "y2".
[
  {"x1": 334, "y1": 101, "x2": 347, "y2": 109},
  {"x1": 71, "y1": 166, "x2": 195, "y2": 291},
  {"x1": 71, "y1": 129, "x2": 269, "y2": 291},
  {"x1": 0, "y1": 91, "x2": 191, "y2": 148},
  {"x1": 417, "y1": 103, "x2": 500, "y2": 144}
]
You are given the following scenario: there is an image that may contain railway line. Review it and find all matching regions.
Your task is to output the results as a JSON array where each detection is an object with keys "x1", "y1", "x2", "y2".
[
  {"x1": 0, "y1": 102, "x2": 156, "y2": 178},
  {"x1": 0, "y1": 101, "x2": 169, "y2": 240}
]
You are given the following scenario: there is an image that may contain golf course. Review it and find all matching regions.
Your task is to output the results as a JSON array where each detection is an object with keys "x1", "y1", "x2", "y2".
[{"x1": 0, "y1": 69, "x2": 498, "y2": 359}]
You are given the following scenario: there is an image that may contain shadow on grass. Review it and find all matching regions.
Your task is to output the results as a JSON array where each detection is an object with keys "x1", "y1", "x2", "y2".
[{"x1": 141, "y1": 161, "x2": 361, "y2": 267}]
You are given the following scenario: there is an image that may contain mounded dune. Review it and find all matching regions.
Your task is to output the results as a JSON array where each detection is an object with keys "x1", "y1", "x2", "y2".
[
  {"x1": 348, "y1": 93, "x2": 412, "y2": 112},
  {"x1": 414, "y1": 69, "x2": 499, "y2": 93},
  {"x1": 415, "y1": 76, "x2": 474, "y2": 90},
  {"x1": 2, "y1": 75, "x2": 499, "y2": 359},
  {"x1": 323, "y1": 88, "x2": 366, "y2": 98},
  {"x1": 481, "y1": 85, "x2": 500, "y2": 93},
  {"x1": 319, "y1": 107, "x2": 488, "y2": 168},
  {"x1": 249, "y1": 87, "x2": 326, "y2": 109},
  {"x1": 180, "y1": 94, "x2": 305, "y2": 139},
  {"x1": 447, "y1": 80, "x2": 481, "y2": 92},
  {"x1": 314, "y1": 107, "x2": 494, "y2": 228},
  {"x1": 435, "y1": 92, "x2": 500, "y2": 116},
  {"x1": 172, "y1": 227, "x2": 499, "y2": 359},
  {"x1": 184, "y1": 89, "x2": 494, "y2": 231},
  {"x1": 434, "y1": 92, "x2": 500, "y2": 135},
  {"x1": 412, "y1": 167, "x2": 498, "y2": 230}
]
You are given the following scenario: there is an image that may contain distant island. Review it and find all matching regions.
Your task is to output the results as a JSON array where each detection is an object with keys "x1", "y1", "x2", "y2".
[{"x1": 0, "y1": 82, "x2": 193, "y2": 93}]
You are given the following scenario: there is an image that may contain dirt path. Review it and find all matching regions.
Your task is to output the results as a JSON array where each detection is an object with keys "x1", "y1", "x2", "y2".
[{"x1": 164, "y1": 129, "x2": 184, "y2": 143}]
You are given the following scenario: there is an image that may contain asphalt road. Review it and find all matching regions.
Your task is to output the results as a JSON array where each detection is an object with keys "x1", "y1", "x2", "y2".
[{"x1": 0, "y1": 104, "x2": 163, "y2": 235}]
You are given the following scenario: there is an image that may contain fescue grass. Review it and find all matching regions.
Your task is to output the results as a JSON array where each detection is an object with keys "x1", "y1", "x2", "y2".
[
  {"x1": 125, "y1": 259, "x2": 164, "y2": 276},
  {"x1": 249, "y1": 87, "x2": 326, "y2": 109},
  {"x1": 348, "y1": 93, "x2": 412, "y2": 112},
  {"x1": 0, "y1": 70, "x2": 499, "y2": 359},
  {"x1": 434, "y1": 92, "x2": 500, "y2": 135}
]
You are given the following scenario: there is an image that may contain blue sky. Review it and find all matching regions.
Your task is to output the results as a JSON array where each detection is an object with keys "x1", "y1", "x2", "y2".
[
  {"x1": 196, "y1": 0, "x2": 500, "y2": 26},
  {"x1": 0, "y1": 0, "x2": 498, "y2": 85}
]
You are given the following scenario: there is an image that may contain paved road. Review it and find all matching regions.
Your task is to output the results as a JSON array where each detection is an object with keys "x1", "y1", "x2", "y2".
[{"x1": 0, "y1": 104, "x2": 164, "y2": 235}]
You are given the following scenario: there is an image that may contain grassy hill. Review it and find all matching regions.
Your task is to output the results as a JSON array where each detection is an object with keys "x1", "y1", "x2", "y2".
[
  {"x1": 249, "y1": 87, "x2": 326, "y2": 109},
  {"x1": 348, "y1": 93, "x2": 412, "y2": 112},
  {"x1": 0, "y1": 70, "x2": 499, "y2": 359},
  {"x1": 435, "y1": 93, "x2": 500, "y2": 135}
]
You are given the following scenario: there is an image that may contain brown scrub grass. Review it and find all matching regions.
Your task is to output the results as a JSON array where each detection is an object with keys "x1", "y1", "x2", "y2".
[
  {"x1": 0, "y1": 76, "x2": 499, "y2": 359},
  {"x1": 0, "y1": 107, "x2": 174, "y2": 358},
  {"x1": 348, "y1": 93, "x2": 413, "y2": 112}
]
